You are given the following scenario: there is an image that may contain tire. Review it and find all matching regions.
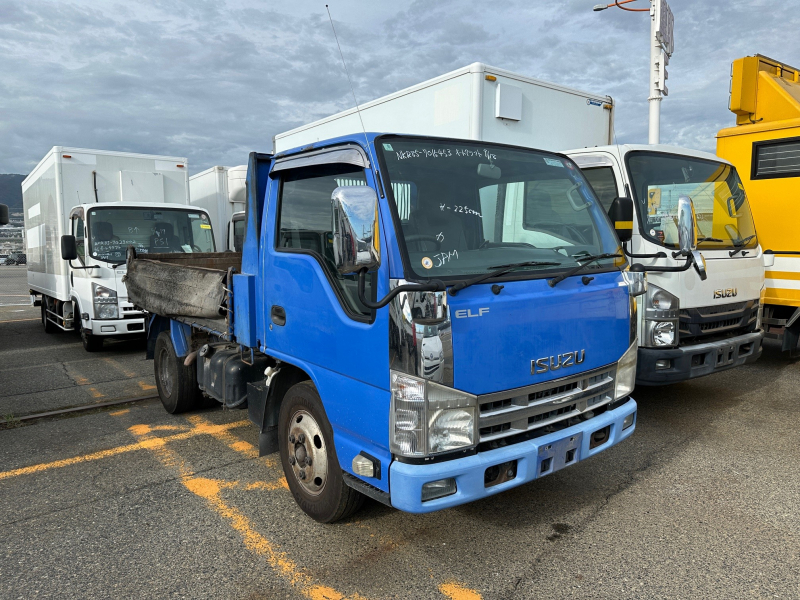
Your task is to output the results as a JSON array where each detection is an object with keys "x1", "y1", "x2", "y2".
[
  {"x1": 278, "y1": 381, "x2": 364, "y2": 523},
  {"x1": 153, "y1": 331, "x2": 201, "y2": 414},
  {"x1": 82, "y1": 328, "x2": 103, "y2": 352},
  {"x1": 41, "y1": 298, "x2": 57, "y2": 334}
]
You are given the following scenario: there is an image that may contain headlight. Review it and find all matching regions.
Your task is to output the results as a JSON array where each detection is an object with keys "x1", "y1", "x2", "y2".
[
  {"x1": 390, "y1": 371, "x2": 477, "y2": 458},
  {"x1": 643, "y1": 284, "x2": 679, "y2": 348},
  {"x1": 650, "y1": 320, "x2": 675, "y2": 346},
  {"x1": 93, "y1": 283, "x2": 118, "y2": 319},
  {"x1": 615, "y1": 340, "x2": 638, "y2": 400}
]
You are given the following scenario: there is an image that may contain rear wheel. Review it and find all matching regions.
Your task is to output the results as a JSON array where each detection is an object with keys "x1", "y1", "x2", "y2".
[
  {"x1": 81, "y1": 328, "x2": 103, "y2": 352},
  {"x1": 153, "y1": 331, "x2": 201, "y2": 413},
  {"x1": 41, "y1": 298, "x2": 57, "y2": 334},
  {"x1": 278, "y1": 381, "x2": 364, "y2": 523}
]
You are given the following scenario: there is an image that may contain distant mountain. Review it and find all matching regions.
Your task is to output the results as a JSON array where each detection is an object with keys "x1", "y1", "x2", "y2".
[{"x1": 0, "y1": 174, "x2": 25, "y2": 212}]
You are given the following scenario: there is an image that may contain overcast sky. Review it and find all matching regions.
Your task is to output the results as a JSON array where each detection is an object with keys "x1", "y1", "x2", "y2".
[{"x1": 1, "y1": 0, "x2": 798, "y2": 175}]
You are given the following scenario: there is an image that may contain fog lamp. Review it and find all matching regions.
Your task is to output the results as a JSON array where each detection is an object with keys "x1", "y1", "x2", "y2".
[
  {"x1": 421, "y1": 478, "x2": 457, "y2": 502},
  {"x1": 623, "y1": 412, "x2": 635, "y2": 430},
  {"x1": 655, "y1": 359, "x2": 671, "y2": 370}
]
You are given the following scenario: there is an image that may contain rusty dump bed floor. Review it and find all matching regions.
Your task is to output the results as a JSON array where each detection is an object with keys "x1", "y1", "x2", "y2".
[{"x1": 124, "y1": 251, "x2": 242, "y2": 322}]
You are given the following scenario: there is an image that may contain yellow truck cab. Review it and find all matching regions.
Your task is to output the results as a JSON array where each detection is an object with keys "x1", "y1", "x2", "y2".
[{"x1": 717, "y1": 55, "x2": 800, "y2": 353}]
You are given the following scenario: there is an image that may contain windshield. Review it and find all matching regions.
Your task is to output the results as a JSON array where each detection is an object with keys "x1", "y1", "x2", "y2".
[
  {"x1": 377, "y1": 137, "x2": 623, "y2": 280},
  {"x1": 87, "y1": 207, "x2": 215, "y2": 262},
  {"x1": 626, "y1": 151, "x2": 758, "y2": 250}
]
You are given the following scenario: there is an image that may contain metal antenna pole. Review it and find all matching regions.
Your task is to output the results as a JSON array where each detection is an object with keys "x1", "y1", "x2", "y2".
[{"x1": 648, "y1": 0, "x2": 661, "y2": 144}]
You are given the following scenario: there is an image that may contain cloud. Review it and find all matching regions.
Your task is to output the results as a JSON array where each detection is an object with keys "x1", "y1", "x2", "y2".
[{"x1": 0, "y1": 0, "x2": 798, "y2": 175}]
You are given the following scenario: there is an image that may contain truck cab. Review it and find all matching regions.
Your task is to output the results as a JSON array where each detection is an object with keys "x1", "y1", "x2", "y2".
[
  {"x1": 566, "y1": 144, "x2": 765, "y2": 384},
  {"x1": 61, "y1": 203, "x2": 216, "y2": 350}
]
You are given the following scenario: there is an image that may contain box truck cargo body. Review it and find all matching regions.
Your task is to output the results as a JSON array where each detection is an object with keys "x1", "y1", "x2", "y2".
[
  {"x1": 274, "y1": 62, "x2": 614, "y2": 154},
  {"x1": 189, "y1": 165, "x2": 247, "y2": 251},
  {"x1": 22, "y1": 147, "x2": 216, "y2": 351},
  {"x1": 278, "y1": 63, "x2": 764, "y2": 385}
]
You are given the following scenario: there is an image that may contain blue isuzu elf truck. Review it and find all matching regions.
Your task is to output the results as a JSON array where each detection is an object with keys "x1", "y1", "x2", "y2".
[{"x1": 117, "y1": 133, "x2": 649, "y2": 522}]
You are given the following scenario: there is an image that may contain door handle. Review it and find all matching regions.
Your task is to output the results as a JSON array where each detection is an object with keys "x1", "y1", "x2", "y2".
[{"x1": 271, "y1": 305, "x2": 286, "y2": 326}]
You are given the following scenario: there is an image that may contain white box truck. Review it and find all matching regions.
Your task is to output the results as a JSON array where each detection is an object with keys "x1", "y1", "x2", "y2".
[
  {"x1": 22, "y1": 147, "x2": 217, "y2": 351},
  {"x1": 188, "y1": 165, "x2": 247, "y2": 251},
  {"x1": 275, "y1": 62, "x2": 765, "y2": 385}
]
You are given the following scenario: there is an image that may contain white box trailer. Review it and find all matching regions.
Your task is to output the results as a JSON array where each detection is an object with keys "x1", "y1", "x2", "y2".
[
  {"x1": 274, "y1": 62, "x2": 614, "y2": 154},
  {"x1": 22, "y1": 147, "x2": 216, "y2": 351},
  {"x1": 189, "y1": 165, "x2": 247, "y2": 251}
]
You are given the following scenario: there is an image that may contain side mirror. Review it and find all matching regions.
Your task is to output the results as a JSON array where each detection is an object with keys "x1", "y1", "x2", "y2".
[
  {"x1": 608, "y1": 196, "x2": 634, "y2": 243},
  {"x1": 677, "y1": 196, "x2": 697, "y2": 254},
  {"x1": 692, "y1": 250, "x2": 707, "y2": 281},
  {"x1": 61, "y1": 235, "x2": 78, "y2": 261},
  {"x1": 331, "y1": 186, "x2": 380, "y2": 275},
  {"x1": 0, "y1": 204, "x2": 8, "y2": 226}
]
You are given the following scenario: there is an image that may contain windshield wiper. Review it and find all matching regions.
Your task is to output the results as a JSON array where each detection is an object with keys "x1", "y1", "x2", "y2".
[
  {"x1": 730, "y1": 234, "x2": 757, "y2": 256},
  {"x1": 448, "y1": 261, "x2": 560, "y2": 296},
  {"x1": 547, "y1": 253, "x2": 622, "y2": 287},
  {"x1": 697, "y1": 237, "x2": 723, "y2": 243}
]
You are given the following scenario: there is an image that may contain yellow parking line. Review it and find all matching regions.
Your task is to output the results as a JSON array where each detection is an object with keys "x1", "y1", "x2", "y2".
[
  {"x1": 186, "y1": 414, "x2": 279, "y2": 469},
  {"x1": 0, "y1": 420, "x2": 249, "y2": 481},
  {"x1": 103, "y1": 357, "x2": 137, "y2": 379},
  {"x1": 126, "y1": 420, "x2": 363, "y2": 600},
  {"x1": 439, "y1": 581, "x2": 483, "y2": 600}
]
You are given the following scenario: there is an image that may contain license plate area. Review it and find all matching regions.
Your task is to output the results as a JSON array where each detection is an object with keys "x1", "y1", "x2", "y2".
[{"x1": 537, "y1": 432, "x2": 583, "y2": 477}]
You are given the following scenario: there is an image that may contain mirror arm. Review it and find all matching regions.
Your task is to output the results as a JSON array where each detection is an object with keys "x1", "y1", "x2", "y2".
[
  {"x1": 632, "y1": 253, "x2": 693, "y2": 273},
  {"x1": 622, "y1": 244, "x2": 666, "y2": 260},
  {"x1": 357, "y1": 268, "x2": 445, "y2": 310},
  {"x1": 68, "y1": 261, "x2": 99, "y2": 270}
]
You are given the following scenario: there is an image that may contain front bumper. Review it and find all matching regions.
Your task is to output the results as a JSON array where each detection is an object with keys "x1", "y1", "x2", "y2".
[
  {"x1": 388, "y1": 398, "x2": 637, "y2": 513},
  {"x1": 636, "y1": 330, "x2": 763, "y2": 386},
  {"x1": 90, "y1": 317, "x2": 146, "y2": 336}
]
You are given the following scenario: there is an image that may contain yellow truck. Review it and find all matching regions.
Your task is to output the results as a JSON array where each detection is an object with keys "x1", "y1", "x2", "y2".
[{"x1": 717, "y1": 55, "x2": 800, "y2": 353}]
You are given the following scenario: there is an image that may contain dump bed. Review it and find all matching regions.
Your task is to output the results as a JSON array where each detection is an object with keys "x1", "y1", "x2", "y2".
[{"x1": 123, "y1": 250, "x2": 242, "y2": 336}]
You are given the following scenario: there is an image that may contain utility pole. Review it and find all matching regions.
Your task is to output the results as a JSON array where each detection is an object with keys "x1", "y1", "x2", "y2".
[{"x1": 594, "y1": 0, "x2": 674, "y2": 144}]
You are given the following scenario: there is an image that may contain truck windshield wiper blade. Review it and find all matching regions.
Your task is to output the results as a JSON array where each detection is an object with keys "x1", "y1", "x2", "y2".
[
  {"x1": 547, "y1": 253, "x2": 622, "y2": 288},
  {"x1": 729, "y1": 234, "x2": 757, "y2": 256},
  {"x1": 697, "y1": 237, "x2": 723, "y2": 242},
  {"x1": 448, "y1": 261, "x2": 560, "y2": 296}
]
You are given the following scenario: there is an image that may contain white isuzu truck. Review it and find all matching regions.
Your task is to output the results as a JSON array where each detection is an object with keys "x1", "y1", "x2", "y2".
[
  {"x1": 22, "y1": 147, "x2": 216, "y2": 351},
  {"x1": 276, "y1": 62, "x2": 764, "y2": 385},
  {"x1": 189, "y1": 165, "x2": 247, "y2": 252}
]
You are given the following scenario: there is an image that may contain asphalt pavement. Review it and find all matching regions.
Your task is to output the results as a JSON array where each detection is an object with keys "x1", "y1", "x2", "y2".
[
  {"x1": 0, "y1": 265, "x2": 30, "y2": 306},
  {"x1": 1, "y1": 335, "x2": 799, "y2": 599},
  {"x1": 0, "y1": 303, "x2": 155, "y2": 419}
]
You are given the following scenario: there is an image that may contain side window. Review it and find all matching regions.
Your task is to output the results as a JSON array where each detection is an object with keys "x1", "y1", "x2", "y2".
[
  {"x1": 581, "y1": 166, "x2": 619, "y2": 212},
  {"x1": 231, "y1": 217, "x2": 245, "y2": 252},
  {"x1": 277, "y1": 163, "x2": 373, "y2": 318},
  {"x1": 73, "y1": 217, "x2": 85, "y2": 262}
]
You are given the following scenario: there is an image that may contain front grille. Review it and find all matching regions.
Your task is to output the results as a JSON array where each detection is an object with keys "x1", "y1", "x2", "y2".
[
  {"x1": 679, "y1": 300, "x2": 758, "y2": 345},
  {"x1": 477, "y1": 364, "x2": 616, "y2": 445}
]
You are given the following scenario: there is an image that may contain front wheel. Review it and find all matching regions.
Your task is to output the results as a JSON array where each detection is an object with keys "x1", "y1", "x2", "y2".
[
  {"x1": 82, "y1": 328, "x2": 103, "y2": 352},
  {"x1": 278, "y1": 381, "x2": 364, "y2": 523},
  {"x1": 153, "y1": 331, "x2": 201, "y2": 413}
]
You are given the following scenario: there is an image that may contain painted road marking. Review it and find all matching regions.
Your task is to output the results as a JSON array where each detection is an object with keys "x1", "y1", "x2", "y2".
[
  {"x1": 125, "y1": 417, "x2": 364, "y2": 600},
  {"x1": 439, "y1": 581, "x2": 483, "y2": 600},
  {"x1": 0, "y1": 420, "x2": 249, "y2": 481}
]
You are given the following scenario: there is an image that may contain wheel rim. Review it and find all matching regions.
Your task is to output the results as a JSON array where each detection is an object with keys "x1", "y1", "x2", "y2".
[
  {"x1": 157, "y1": 346, "x2": 173, "y2": 396},
  {"x1": 286, "y1": 409, "x2": 329, "y2": 496}
]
